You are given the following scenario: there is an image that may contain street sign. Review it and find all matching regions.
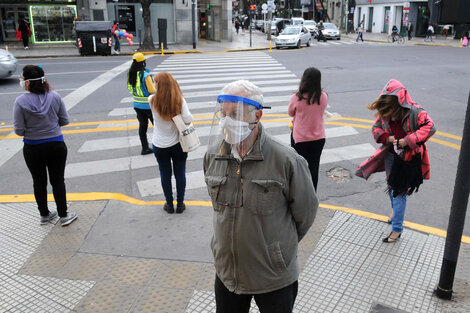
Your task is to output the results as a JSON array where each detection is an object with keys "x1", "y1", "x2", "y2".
[
  {"x1": 262, "y1": 3, "x2": 267, "y2": 10},
  {"x1": 262, "y1": 9, "x2": 267, "y2": 14},
  {"x1": 267, "y1": 1, "x2": 274, "y2": 6}
]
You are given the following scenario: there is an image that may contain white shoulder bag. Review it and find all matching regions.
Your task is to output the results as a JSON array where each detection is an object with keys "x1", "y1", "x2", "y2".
[{"x1": 172, "y1": 114, "x2": 200, "y2": 152}]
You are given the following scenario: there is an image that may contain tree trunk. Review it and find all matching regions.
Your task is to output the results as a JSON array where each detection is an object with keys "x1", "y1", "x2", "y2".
[{"x1": 140, "y1": 0, "x2": 155, "y2": 50}]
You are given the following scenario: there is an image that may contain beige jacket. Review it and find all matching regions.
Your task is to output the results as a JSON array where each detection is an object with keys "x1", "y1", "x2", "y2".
[{"x1": 203, "y1": 123, "x2": 318, "y2": 294}]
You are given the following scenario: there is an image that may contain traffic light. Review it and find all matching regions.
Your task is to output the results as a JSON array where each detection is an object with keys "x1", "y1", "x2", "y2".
[
  {"x1": 250, "y1": 5, "x2": 256, "y2": 11},
  {"x1": 207, "y1": 4, "x2": 210, "y2": 9}
]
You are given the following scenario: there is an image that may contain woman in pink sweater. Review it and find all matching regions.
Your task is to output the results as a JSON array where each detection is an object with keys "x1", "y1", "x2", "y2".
[{"x1": 288, "y1": 67, "x2": 328, "y2": 190}]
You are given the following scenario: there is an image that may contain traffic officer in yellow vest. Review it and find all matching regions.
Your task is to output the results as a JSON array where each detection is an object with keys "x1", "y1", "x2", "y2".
[{"x1": 127, "y1": 53, "x2": 156, "y2": 155}]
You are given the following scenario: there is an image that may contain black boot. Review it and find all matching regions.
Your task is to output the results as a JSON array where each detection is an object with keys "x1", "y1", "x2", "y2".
[
  {"x1": 176, "y1": 202, "x2": 186, "y2": 214},
  {"x1": 163, "y1": 202, "x2": 174, "y2": 214},
  {"x1": 141, "y1": 146, "x2": 153, "y2": 155}
]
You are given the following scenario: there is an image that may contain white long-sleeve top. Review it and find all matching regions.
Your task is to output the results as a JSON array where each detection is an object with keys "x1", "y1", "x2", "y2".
[{"x1": 149, "y1": 95, "x2": 193, "y2": 148}]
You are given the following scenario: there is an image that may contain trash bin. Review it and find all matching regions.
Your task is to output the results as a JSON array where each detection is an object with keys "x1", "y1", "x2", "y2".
[
  {"x1": 158, "y1": 19, "x2": 168, "y2": 49},
  {"x1": 75, "y1": 21, "x2": 113, "y2": 56}
]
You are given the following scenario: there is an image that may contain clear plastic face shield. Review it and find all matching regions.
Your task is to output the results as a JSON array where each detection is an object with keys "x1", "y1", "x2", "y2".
[{"x1": 207, "y1": 95, "x2": 268, "y2": 155}]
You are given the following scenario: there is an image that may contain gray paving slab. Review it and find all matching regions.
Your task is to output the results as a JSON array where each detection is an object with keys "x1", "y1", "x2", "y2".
[{"x1": 79, "y1": 200, "x2": 214, "y2": 262}]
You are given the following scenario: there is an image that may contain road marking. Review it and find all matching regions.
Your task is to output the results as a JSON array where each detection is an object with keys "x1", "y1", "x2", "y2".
[
  {"x1": 45, "y1": 70, "x2": 107, "y2": 76},
  {"x1": 328, "y1": 41, "x2": 341, "y2": 45},
  {"x1": 137, "y1": 170, "x2": 207, "y2": 197},
  {"x1": 272, "y1": 126, "x2": 358, "y2": 145},
  {"x1": 1, "y1": 193, "x2": 467, "y2": 243},
  {"x1": 0, "y1": 59, "x2": 134, "y2": 168},
  {"x1": 177, "y1": 73, "x2": 296, "y2": 83},
  {"x1": 156, "y1": 64, "x2": 286, "y2": 71},
  {"x1": 170, "y1": 70, "x2": 293, "y2": 79},
  {"x1": 183, "y1": 85, "x2": 298, "y2": 99},
  {"x1": 179, "y1": 79, "x2": 300, "y2": 91},
  {"x1": 0, "y1": 88, "x2": 76, "y2": 96},
  {"x1": 157, "y1": 60, "x2": 279, "y2": 67},
  {"x1": 151, "y1": 66, "x2": 286, "y2": 75}
]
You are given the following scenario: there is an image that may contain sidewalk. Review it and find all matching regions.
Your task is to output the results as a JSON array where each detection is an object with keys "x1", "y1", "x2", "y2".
[
  {"x1": 1, "y1": 29, "x2": 272, "y2": 59},
  {"x1": 341, "y1": 31, "x2": 462, "y2": 47},
  {"x1": 1, "y1": 198, "x2": 470, "y2": 312}
]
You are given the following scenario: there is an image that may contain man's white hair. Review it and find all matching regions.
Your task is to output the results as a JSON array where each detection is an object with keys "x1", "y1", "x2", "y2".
[{"x1": 221, "y1": 80, "x2": 264, "y2": 108}]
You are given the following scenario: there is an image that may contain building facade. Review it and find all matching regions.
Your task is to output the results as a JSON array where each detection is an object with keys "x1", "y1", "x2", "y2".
[
  {"x1": 353, "y1": 0, "x2": 430, "y2": 37},
  {"x1": 0, "y1": 0, "x2": 232, "y2": 45}
]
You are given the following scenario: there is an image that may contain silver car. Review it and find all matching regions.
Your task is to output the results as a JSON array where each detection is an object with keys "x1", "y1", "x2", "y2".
[
  {"x1": 275, "y1": 26, "x2": 311, "y2": 49},
  {"x1": 0, "y1": 49, "x2": 17, "y2": 79},
  {"x1": 322, "y1": 23, "x2": 341, "y2": 40}
]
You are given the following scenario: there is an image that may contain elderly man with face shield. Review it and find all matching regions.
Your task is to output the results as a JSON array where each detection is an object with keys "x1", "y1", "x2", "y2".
[{"x1": 203, "y1": 80, "x2": 318, "y2": 313}]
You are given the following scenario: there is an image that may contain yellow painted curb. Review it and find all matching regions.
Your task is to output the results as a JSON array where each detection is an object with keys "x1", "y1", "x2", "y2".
[
  {"x1": 415, "y1": 43, "x2": 452, "y2": 47},
  {"x1": 224, "y1": 47, "x2": 270, "y2": 52},
  {"x1": 140, "y1": 50, "x2": 201, "y2": 55},
  {"x1": 1, "y1": 192, "x2": 468, "y2": 243}
]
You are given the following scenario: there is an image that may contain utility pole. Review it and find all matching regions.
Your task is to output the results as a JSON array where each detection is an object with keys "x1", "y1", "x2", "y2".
[
  {"x1": 191, "y1": 0, "x2": 196, "y2": 49},
  {"x1": 266, "y1": 0, "x2": 274, "y2": 40},
  {"x1": 113, "y1": 0, "x2": 119, "y2": 22},
  {"x1": 436, "y1": 93, "x2": 470, "y2": 300}
]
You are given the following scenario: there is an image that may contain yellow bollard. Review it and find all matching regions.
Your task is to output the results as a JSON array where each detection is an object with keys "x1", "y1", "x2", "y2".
[
  {"x1": 5, "y1": 45, "x2": 8, "y2": 51},
  {"x1": 161, "y1": 42, "x2": 164, "y2": 56},
  {"x1": 459, "y1": 38, "x2": 463, "y2": 47},
  {"x1": 269, "y1": 40, "x2": 272, "y2": 52}
]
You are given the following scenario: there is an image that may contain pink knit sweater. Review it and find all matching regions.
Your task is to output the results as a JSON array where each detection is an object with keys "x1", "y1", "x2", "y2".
[{"x1": 288, "y1": 91, "x2": 328, "y2": 143}]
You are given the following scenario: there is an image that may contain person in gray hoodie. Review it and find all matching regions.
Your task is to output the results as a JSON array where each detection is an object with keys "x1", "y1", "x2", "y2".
[{"x1": 13, "y1": 65, "x2": 77, "y2": 226}]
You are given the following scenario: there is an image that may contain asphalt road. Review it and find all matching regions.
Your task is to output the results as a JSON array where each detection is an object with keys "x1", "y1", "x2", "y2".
[{"x1": 0, "y1": 43, "x2": 468, "y2": 235}]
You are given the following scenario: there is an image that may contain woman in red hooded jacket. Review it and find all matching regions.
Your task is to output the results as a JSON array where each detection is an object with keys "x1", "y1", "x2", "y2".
[{"x1": 356, "y1": 79, "x2": 436, "y2": 243}]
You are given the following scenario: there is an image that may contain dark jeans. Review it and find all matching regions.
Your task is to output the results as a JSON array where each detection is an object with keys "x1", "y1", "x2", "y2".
[
  {"x1": 292, "y1": 138, "x2": 326, "y2": 191},
  {"x1": 215, "y1": 275, "x2": 298, "y2": 313},
  {"x1": 134, "y1": 108, "x2": 154, "y2": 150},
  {"x1": 152, "y1": 143, "x2": 187, "y2": 204},
  {"x1": 114, "y1": 36, "x2": 120, "y2": 51},
  {"x1": 23, "y1": 141, "x2": 68, "y2": 217}
]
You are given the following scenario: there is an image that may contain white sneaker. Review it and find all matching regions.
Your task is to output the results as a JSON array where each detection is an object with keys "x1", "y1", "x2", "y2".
[
  {"x1": 24, "y1": 46, "x2": 29, "y2": 50},
  {"x1": 115, "y1": 50, "x2": 120, "y2": 55},
  {"x1": 60, "y1": 212, "x2": 77, "y2": 226}
]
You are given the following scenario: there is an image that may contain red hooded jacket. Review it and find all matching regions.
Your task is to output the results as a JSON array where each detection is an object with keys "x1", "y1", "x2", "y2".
[{"x1": 356, "y1": 79, "x2": 436, "y2": 180}]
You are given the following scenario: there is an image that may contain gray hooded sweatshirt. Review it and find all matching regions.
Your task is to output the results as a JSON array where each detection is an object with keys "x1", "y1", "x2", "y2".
[{"x1": 13, "y1": 91, "x2": 69, "y2": 140}]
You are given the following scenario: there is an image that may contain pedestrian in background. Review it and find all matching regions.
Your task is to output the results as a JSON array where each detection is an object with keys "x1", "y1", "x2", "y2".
[
  {"x1": 149, "y1": 72, "x2": 192, "y2": 214},
  {"x1": 18, "y1": 17, "x2": 31, "y2": 50},
  {"x1": 235, "y1": 19, "x2": 240, "y2": 34},
  {"x1": 204, "y1": 80, "x2": 318, "y2": 313},
  {"x1": 13, "y1": 65, "x2": 77, "y2": 226},
  {"x1": 127, "y1": 52, "x2": 155, "y2": 155},
  {"x1": 356, "y1": 79, "x2": 436, "y2": 243},
  {"x1": 407, "y1": 22, "x2": 413, "y2": 40},
  {"x1": 288, "y1": 67, "x2": 327, "y2": 191},
  {"x1": 425, "y1": 24, "x2": 434, "y2": 42},
  {"x1": 356, "y1": 21, "x2": 364, "y2": 42},
  {"x1": 111, "y1": 20, "x2": 120, "y2": 54}
]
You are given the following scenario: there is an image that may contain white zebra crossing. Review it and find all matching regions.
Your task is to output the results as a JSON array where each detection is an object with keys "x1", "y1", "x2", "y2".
[{"x1": 68, "y1": 52, "x2": 374, "y2": 198}]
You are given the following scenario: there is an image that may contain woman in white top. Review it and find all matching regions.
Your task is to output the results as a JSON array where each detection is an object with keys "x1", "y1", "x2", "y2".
[{"x1": 149, "y1": 72, "x2": 193, "y2": 214}]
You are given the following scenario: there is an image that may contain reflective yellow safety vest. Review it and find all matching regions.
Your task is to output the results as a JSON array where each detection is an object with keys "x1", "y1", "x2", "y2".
[{"x1": 127, "y1": 69, "x2": 153, "y2": 109}]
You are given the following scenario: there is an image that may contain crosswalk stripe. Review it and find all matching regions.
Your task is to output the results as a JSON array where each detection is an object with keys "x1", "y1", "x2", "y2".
[
  {"x1": 119, "y1": 94, "x2": 293, "y2": 105},
  {"x1": 161, "y1": 57, "x2": 274, "y2": 64},
  {"x1": 155, "y1": 64, "x2": 285, "y2": 71},
  {"x1": 179, "y1": 79, "x2": 300, "y2": 91},
  {"x1": 172, "y1": 71, "x2": 294, "y2": 80},
  {"x1": 341, "y1": 41, "x2": 354, "y2": 44},
  {"x1": 177, "y1": 73, "x2": 296, "y2": 84},
  {"x1": 183, "y1": 85, "x2": 298, "y2": 99},
  {"x1": 158, "y1": 60, "x2": 280, "y2": 67},
  {"x1": 77, "y1": 134, "x2": 152, "y2": 153},
  {"x1": 151, "y1": 67, "x2": 286, "y2": 75},
  {"x1": 328, "y1": 41, "x2": 341, "y2": 45},
  {"x1": 137, "y1": 170, "x2": 207, "y2": 198},
  {"x1": 272, "y1": 126, "x2": 358, "y2": 145}
]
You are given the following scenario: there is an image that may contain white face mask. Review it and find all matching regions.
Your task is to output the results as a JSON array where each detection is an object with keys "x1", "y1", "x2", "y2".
[
  {"x1": 19, "y1": 79, "x2": 25, "y2": 89},
  {"x1": 219, "y1": 116, "x2": 253, "y2": 145}
]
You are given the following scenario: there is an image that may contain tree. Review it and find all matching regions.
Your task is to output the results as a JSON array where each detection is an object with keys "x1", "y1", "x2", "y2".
[{"x1": 140, "y1": 0, "x2": 155, "y2": 50}]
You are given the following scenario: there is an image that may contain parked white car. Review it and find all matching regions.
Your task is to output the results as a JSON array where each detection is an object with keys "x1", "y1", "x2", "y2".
[
  {"x1": 275, "y1": 26, "x2": 311, "y2": 49},
  {"x1": 0, "y1": 49, "x2": 17, "y2": 79}
]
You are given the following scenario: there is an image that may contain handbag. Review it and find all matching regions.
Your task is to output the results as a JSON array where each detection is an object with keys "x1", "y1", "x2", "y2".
[
  {"x1": 386, "y1": 152, "x2": 423, "y2": 197},
  {"x1": 16, "y1": 29, "x2": 21, "y2": 41},
  {"x1": 172, "y1": 114, "x2": 200, "y2": 152}
]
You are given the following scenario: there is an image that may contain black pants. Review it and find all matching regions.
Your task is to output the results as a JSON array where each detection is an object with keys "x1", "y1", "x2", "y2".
[
  {"x1": 21, "y1": 32, "x2": 28, "y2": 48},
  {"x1": 292, "y1": 138, "x2": 326, "y2": 191},
  {"x1": 215, "y1": 276, "x2": 298, "y2": 313},
  {"x1": 134, "y1": 108, "x2": 154, "y2": 150},
  {"x1": 23, "y1": 141, "x2": 68, "y2": 217}
]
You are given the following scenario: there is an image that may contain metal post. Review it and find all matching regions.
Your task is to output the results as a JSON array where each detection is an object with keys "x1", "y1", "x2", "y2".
[
  {"x1": 191, "y1": 0, "x2": 196, "y2": 49},
  {"x1": 249, "y1": 11, "x2": 252, "y2": 47},
  {"x1": 345, "y1": 0, "x2": 349, "y2": 34},
  {"x1": 435, "y1": 93, "x2": 470, "y2": 300},
  {"x1": 138, "y1": 29, "x2": 142, "y2": 48},
  {"x1": 113, "y1": 0, "x2": 119, "y2": 22}
]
